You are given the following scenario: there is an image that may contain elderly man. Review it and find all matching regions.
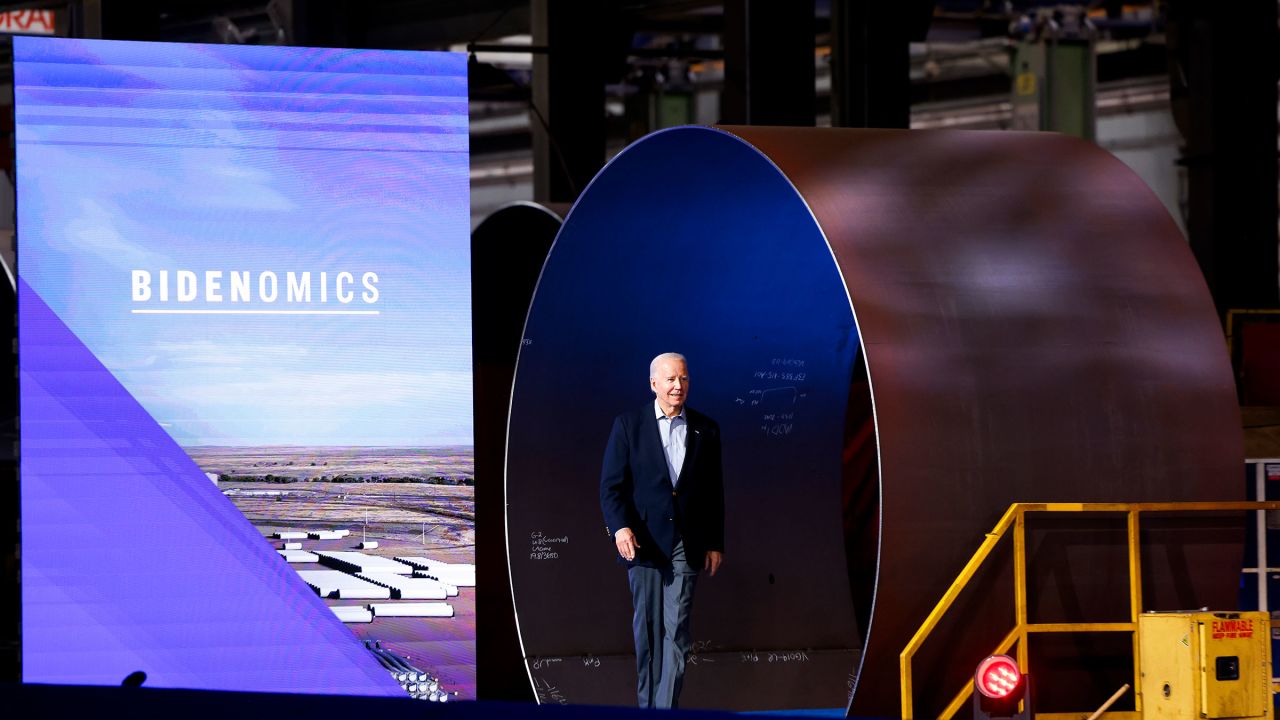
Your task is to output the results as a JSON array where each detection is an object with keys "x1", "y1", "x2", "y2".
[{"x1": 600, "y1": 352, "x2": 724, "y2": 709}]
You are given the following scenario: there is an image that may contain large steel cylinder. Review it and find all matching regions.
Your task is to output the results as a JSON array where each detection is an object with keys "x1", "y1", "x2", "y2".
[
  {"x1": 503, "y1": 126, "x2": 1242, "y2": 716},
  {"x1": 472, "y1": 201, "x2": 565, "y2": 700}
]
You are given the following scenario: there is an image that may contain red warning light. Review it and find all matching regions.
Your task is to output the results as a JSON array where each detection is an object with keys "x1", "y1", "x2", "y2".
[
  {"x1": 975, "y1": 655, "x2": 1022, "y2": 699},
  {"x1": 973, "y1": 654, "x2": 1029, "y2": 719}
]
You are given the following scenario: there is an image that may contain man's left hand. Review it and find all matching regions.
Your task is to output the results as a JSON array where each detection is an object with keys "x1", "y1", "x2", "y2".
[{"x1": 705, "y1": 551, "x2": 723, "y2": 576}]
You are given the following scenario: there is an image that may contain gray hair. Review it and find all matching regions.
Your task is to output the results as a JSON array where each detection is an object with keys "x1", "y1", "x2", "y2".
[{"x1": 649, "y1": 352, "x2": 688, "y2": 379}]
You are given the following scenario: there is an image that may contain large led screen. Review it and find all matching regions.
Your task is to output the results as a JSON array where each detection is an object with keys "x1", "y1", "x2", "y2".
[{"x1": 15, "y1": 37, "x2": 473, "y2": 699}]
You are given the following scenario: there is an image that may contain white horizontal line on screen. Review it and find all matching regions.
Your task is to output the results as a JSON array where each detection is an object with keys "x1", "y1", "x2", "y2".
[{"x1": 131, "y1": 309, "x2": 380, "y2": 315}]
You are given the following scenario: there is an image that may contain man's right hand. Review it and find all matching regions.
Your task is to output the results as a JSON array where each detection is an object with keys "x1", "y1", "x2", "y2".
[{"x1": 614, "y1": 527, "x2": 640, "y2": 561}]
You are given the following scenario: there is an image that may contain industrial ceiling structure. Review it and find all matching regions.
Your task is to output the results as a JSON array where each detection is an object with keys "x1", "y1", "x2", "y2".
[{"x1": 0, "y1": 1, "x2": 1268, "y2": 314}]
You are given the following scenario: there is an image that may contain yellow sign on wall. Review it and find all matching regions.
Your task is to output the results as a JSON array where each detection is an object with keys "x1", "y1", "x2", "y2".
[{"x1": 1015, "y1": 72, "x2": 1038, "y2": 96}]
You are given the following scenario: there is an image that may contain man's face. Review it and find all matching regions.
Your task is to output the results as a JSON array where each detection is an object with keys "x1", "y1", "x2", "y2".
[{"x1": 651, "y1": 358, "x2": 689, "y2": 416}]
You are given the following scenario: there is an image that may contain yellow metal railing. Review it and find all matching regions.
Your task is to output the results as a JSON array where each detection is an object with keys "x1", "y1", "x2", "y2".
[{"x1": 899, "y1": 501, "x2": 1280, "y2": 720}]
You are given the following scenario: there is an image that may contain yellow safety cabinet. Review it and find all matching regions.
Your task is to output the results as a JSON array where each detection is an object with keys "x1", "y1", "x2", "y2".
[{"x1": 1139, "y1": 611, "x2": 1271, "y2": 720}]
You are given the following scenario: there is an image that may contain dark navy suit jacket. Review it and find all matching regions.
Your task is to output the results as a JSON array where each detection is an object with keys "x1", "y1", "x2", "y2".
[{"x1": 600, "y1": 403, "x2": 724, "y2": 569}]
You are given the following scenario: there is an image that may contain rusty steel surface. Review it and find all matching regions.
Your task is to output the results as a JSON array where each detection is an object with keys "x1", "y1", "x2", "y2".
[
  {"x1": 720, "y1": 126, "x2": 1243, "y2": 717},
  {"x1": 504, "y1": 126, "x2": 1243, "y2": 715}
]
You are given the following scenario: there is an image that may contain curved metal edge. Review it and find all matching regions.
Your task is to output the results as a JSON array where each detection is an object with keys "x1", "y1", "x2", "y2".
[
  {"x1": 480, "y1": 200, "x2": 567, "y2": 226},
  {"x1": 503, "y1": 124, "x2": 884, "y2": 706},
  {"x1": 473, "y1": 200, "x2": 563, "y2": 701},
  {"x1": 0, "y1": 247, "x2": 14, "y2": 292},
  {"x1": 503, "y1": 128, "x2": 713, "y2": 701},
  {"x1": 499, "y1": 124, "x2": 880, "y2": 702},
  {"x1": 709, "y1": 125, "x2": 884, "y2": 712}
]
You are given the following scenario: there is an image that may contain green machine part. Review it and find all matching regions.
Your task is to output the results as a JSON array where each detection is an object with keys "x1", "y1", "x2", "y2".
[{"x1": 1011, "y1": 35, "x2": 1096, "y2": 140}]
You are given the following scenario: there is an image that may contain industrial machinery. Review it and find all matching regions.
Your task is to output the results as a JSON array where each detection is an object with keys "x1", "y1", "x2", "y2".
[{"x1": 1138, "y1": 611, "x2": 1271, "y2": 720}]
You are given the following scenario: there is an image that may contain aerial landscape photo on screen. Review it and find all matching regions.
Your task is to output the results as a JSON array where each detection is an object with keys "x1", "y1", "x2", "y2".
[{"x1": 193, "y1": 445, "x2": 476, "y2": 698}]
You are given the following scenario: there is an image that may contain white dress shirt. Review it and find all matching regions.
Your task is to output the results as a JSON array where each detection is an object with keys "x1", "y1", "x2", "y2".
[{"x1": 655, "y1": 400, "x2": 688, "y2": 486}]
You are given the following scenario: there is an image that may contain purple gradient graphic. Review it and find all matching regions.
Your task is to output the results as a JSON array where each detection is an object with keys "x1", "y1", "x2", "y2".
[{"x1": 19, "y1": 279, "x2": 403, "y2": 694}]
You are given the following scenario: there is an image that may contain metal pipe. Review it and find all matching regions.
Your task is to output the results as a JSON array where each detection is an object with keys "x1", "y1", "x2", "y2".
[{"x1": 1085, "y1": 683, "x2": 1131, "y2": 720}]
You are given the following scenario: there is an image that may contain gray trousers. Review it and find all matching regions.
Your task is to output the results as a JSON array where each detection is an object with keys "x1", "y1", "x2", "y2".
[{"x1": 627, "y1": 540, "x2": 699, "y2": 709}]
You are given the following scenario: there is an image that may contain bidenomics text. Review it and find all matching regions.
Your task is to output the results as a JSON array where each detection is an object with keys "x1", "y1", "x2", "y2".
[{"x1": 131, "y1": 270, "x2": 380, "y2": 305}]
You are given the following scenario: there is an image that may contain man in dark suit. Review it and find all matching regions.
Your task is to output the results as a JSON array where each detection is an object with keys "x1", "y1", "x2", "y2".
[{"x1": 600, "y1": 352, "x2": 724, "y2": 709}]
